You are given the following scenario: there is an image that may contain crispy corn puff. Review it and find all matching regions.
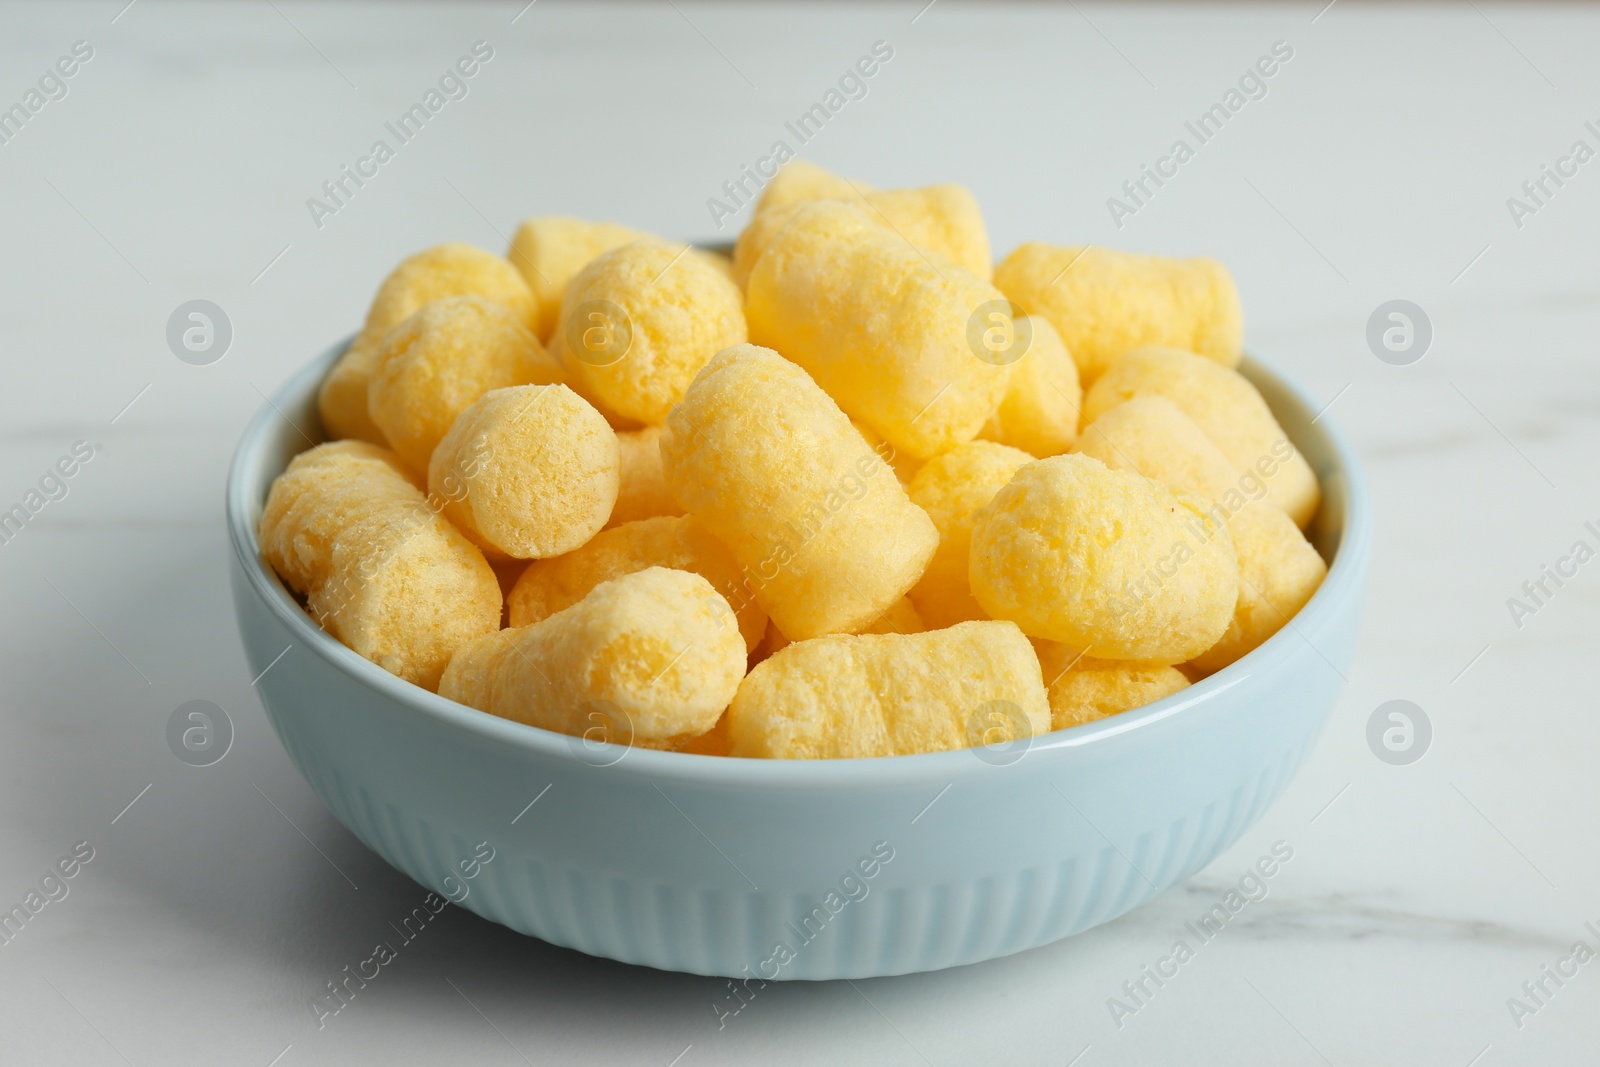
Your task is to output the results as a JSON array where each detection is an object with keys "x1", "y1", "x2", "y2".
[
  {"x1": 608, "y1": 425, "x2": 685, "y2": 528},
  {"x1": 727, "y1": 620, "x2": 1048, "y2": 759},
  {"x1": 507, "y1": 217, "x2": 647, "y2": 342},
  {"x1": 319, "y1": 243, "x2": 536, "y2": 443},
  {"x1": 969, "y1": 453, "x2": 1237, "y2": 663},
  {"x1": 1083, "y1": 347, "x2": 1320, "y2": 526},
  {"x1": 429, "y1": 384, "x2": 619, "y2": 559},
  {"x1": 753, "y1": 595, "x2": 921, "y2": 667},
  {"x1": 368, "y1": 295, "x2": 563, "y2": 472},
  {"x1": 1076, "y1": 395, "x2": 1241, "y2": 503},
  {"x1": 753, "y1": 159, "x2": 871, "y2": 215},
  {"x1": 260, "y1": 441, "x2": 500, "y2": 690},
  {"x1": 735, "y1": 182, "x2": 992, "y2": 287},
  {"x1": 440, "y1": 567, "x2": 745, "y2": 747},
  {"x1": 850, "y1": 419, "x2": 920, "y2": 485},
  {"x1": 552, "y1": 238, "x2": 747, "y2": 426},
  {"x1": 906, "y1": 441, "x2": 1034, "y2": 629},
  {"x1": 1187, "y1": 503, "x2": 1327, "y2": 675},
  {"x1": 745, "y1": 201, "x2": 1012, "y2": 459},
  {"x1": 660, "y1": 344, "x2": 938, "y2": 640},
  {"x1": 1034, "y1": 642, "x2": 1191, "y2": 730},
  {"x1": 977, "y1": 315, "x2": 1081, "y2": 458},
  {"x1": 994, "y1": 243, "x2": 1241, "y2": 384},
  {"x1": 1077, "y1": 396, "x2": 1327, "y2": 674},
  {"x1": 867, "y1": 596, "x2": 925, "y2": 636},
  {"x1": 507, "y1": 515, "x2": 767, "y2": 652}
]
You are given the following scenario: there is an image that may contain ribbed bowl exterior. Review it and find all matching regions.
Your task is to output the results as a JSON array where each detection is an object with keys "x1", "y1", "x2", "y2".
[{"x1": 229, "y1": 341, "x2": 1368, "y2": 980}]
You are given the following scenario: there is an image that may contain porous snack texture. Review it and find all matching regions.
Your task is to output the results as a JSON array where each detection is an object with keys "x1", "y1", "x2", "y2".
[
  {"x1": 259, "y1": 441, "x2": 499, "y2": 690},
  {"x1": 553, "y1": 238, "x2": 747, "y2": 426},
  {"x1": 507, "y1": 515, "x2": 767, "y2": 652},
  {"x1": 608, "y1": 425, "x2": 684, "y2": 528},
  {"x1": 1083, "y1": 347, "x2": 1320, "y2": 526},
  {"x1": 441, "y1": 567, "x2": 745, "y2": 747},
  {"x1": 318, "y1": 243, "x2": 536, "y2": 443},
  {"x1": 727, "y1": 621, "x2": 1049, "y2": 759},
  {"x1": 751, "y1": 596, "x2": 926, "y2": 666},
  {"x1": 994, "y1": 243, "x2": 1241, "y2": 384},
  {"x1": 1186, "y1": 503, "x2": 1327, "y2": 675},
  {"x1": 659, "y1": 344, "x2": 938, "y2": 641},
  {"x1": 1077, "y1": 394, "x2": 1327, "y2": 668},
  {"x1": 906, "y1": 441, "x2": 1034, "y2": 630},
  {"x1": 434, "y1": 626, "x2": 519, "y2": 713},
  {"x1": 745, "y1": 200, "x2": 1012, "y2": 460},
  {"x1": 734, "y1": 176, "x2": 992, "y2": 287},
  {"x1": 867, "y1": 597, "x2": 925, "y2": 636},
  {"x1": 1077, "y1": 394, "x2": 1241, "y2": 504},
  {"x1": 696, "y1": 248, "x2": 736, "y2": 283},
  {"x1": 977, "y1": 315, "x2": 1081, "y2": 458},
  {"x1": 506, "y1": 216, "x2": 645, "y2": 342},
  {"x1": 367, "y1": 295, "x2": 564, "y2": 473},
  {"x1": 849, "y1": 419, "x2": 920, "y2": 485},
  {"x1": 429, "y1": 384, "x2": 619, "y2": 559},
  {"x1": 970, "y1": 453, "x2": 1238, "y2": 663},
  {"x1": 1035, "y1": 643, "x2": 1192, "y2": 730},
  {"x1": 261, "y1": 169, "x2": 1328, "y2": 759}
]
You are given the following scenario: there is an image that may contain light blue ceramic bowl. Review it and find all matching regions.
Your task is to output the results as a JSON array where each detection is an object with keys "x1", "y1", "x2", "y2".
[{"x1": 227, "y1": 340, "x2": 1368, "y2": 981}]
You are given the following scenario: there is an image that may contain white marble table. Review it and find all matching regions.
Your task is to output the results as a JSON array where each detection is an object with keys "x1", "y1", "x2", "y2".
[{"x1": 2, "y1": 2, "x2": 1597, "y2": 1063}]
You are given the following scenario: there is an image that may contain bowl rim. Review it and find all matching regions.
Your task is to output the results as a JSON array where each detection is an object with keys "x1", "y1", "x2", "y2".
[{"x1": 227, "y1": 339, "x2": 1370, "y2": 789}]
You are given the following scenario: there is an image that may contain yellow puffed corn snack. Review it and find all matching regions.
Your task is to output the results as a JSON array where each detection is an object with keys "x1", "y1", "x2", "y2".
[
  {"x1": 507, "y1": 217, "x2": 646, "y2": 342},
  {"x1": 440, "y1": 567, "x2": 746, "y2": 747},
  {"x1": 731, "y1": 202, "x2": 819, "y2": 291},
  {"x1": 761, "y1": 597, "x2": 917, "y2": 667},
  {"x1": 1077, "y1": 396, "x2": 1327, "y2": 674},
  {"x1": 734, "y1": 183, "x2": 993, "y2": 288},
  {"x1": 1083, "y1": 347, "x2": 1320, "y2": 527},
  {"x1": 660, "y1": 344, "x2": 939, "y2": 641},
  {"x1": 1034, "y1": 642, "x2": 1191, "y2": 730},
  {"x1": 429, "y1": 384, "x2": 619, "y2": 559},
  {"x1": 977, "y1": 315, "x2": 1081, "y2": 458},
  {"x1": 507, "y1": 515, "x2": 767, "y2": 651},
  {"x1": 751, "y1": 595, "x2": 923, "y2": 664},
  {"x1": 858, "y1": 184, "x2": 993, "y2": 280},
  {"x1": 261, "y1": 441, "x2": 410, "y2": 590},
  {"x1": 1188, "y1": 503, "x2": 1326, "y2": 675},
  {"x1": 1077, "y1": 395, "x2": 1240, "y2": 503},
  {"x1": 260, "y1": 441, "x2": 500, "y2": 690},
  {"x1": 319, "y1": 244, "x2": 536, "y2": 444},
  {"x1": 751, "y1": 598, "x2": 924, "y2": 657},
  {"x1": 754, "y1": 159, "x2": 871, "y2": 214},
  {"x1": 868, "y1": 596, "x2": 925, "y2": 636},
  {"x1": 434, "y1": 626, "x2": 520, "y2": 712},
  {"x1": 849, "y1": 420, "x2": 919, "y2": 485},
  {"x1": 745, "y1": 201, "x2": 1013, "y2": 459},
  {"x1": 994, "y1": 244, "x2": 1241, "y2": 384},
  {"x1": 697, "y1": 249, "x2": 736, "y2": 283},
  {"x1": 906, "y1": 441, "x2": 1034, "y2": 630},
  {"x1": 672, "y1": 714, "x2": 732, "y2": 756},
  {"x1": 608, "y1": 426, "x2": 684, "y2": 528},
  {"x1": 970, "y1": 453, "x2": 1238, "y2": 663},
  {"x1": 552, "y1": 238, "x2": 747, "y2": 426},
  {"x1": 727, "y1": 620, "x2": 1049, "y2": 759},
  {"x1": 367, "y1": 295, "x2": 564, "y2": 473}
]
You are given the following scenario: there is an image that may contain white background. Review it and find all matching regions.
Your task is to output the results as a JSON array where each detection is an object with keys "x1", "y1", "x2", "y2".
[{"x1": 2, "y1": 2, "x2": 1598, "y2": 1064}]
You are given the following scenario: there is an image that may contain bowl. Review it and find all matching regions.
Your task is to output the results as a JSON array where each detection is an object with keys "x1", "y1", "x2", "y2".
[{"x1": 227, "y1": 338, "x2": 1369, "y2": 981}]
